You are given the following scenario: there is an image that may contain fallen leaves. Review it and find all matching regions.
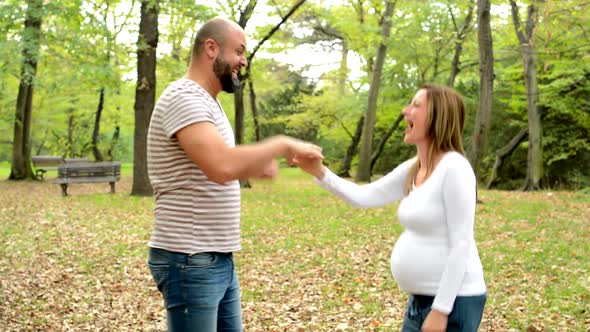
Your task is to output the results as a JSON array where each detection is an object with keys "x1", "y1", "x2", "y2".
[{"x1": 0, "y1": 175, "x2": 588, "y2": 331}]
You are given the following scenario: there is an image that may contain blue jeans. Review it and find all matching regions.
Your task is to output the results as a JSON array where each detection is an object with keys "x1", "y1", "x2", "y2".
[
  {"x1": 401, "y1": 293, "x2": 487, "y2": 332},
  {"x1": 148, "y1": 247, "x2": 242, "y2": 332}
]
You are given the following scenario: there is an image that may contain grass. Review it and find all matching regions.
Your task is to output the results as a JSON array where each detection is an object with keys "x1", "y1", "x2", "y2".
[{"x1": 0, "y1": 167, "x2": 588, "y2": 331}]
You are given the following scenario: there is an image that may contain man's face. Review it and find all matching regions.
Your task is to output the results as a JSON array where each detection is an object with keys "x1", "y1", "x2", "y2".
[
  {"x1": 213, "y1": 29, "x2": 247, "y2": 93},
  {"x1": 213, "y1": 53, "x2": 240, "y2": 93}
]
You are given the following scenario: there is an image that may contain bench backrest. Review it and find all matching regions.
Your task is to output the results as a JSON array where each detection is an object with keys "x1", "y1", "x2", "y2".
[
  {"x1": 64, "y1": 158, "x2": 90, "y2": 164},
  {"x1": 32, "y1": 156, "x2": 65, "y2": 166},
  {"x1": 58, "y1": 162, "x2": 121, "y2": 179}
]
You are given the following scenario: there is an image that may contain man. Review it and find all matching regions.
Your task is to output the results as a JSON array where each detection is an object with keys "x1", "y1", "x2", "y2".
[{"x1": 146, "y1": 18, "x2": 323, "y2": 331}]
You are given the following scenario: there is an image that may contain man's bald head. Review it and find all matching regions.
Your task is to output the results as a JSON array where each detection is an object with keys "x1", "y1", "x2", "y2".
[{"x1": 191, "y1": 18, "x2": 243, "y2": 58}]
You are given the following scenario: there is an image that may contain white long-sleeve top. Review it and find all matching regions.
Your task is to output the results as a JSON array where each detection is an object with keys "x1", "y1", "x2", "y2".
[{"x1": 316, "y1": 151, "x2": 486, "y2": 314}]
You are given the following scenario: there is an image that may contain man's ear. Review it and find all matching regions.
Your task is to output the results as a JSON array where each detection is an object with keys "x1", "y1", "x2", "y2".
[{"x1": 204, "y1": 39, "x2": 218, "y2": 59}]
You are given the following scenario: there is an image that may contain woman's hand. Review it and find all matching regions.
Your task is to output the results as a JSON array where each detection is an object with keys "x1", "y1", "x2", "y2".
[
  {"x1": 282, "y1": 138, "x2": 323, "y2": 166},
  {"x1": 421, "y1": 309, "x2": 448, "y2": 332},
  {"x1": 292, "y1": 154, "x2": 325, "y2": 179}
]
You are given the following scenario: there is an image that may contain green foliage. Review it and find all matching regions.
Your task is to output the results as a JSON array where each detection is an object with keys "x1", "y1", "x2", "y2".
[
  {"x1": 0, "y1": 0, "x2": 588, "y2": 188},
  {"x1": 256, "y1": 63, "x2": 317, "y2": 142}
]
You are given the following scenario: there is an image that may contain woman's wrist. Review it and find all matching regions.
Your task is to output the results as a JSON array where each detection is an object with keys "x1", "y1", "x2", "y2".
[{"x1": 313, "y1": 166, "x2": 326, "y2": 180}]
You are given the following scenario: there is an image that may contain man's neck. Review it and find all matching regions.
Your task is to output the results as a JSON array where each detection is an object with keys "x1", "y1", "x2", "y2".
[{"x1": 185, "y1": 65, "x2": 220, "y2": 98}]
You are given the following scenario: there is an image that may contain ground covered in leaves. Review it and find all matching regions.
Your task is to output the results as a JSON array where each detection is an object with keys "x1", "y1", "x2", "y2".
[{"x1": 0, "y1": 169, "x2": 588, "y2": 331}]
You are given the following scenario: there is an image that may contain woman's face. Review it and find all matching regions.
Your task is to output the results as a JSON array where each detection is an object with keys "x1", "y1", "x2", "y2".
[{"x1": 402, "y1": 89, "x2": 430, "y2": 146}]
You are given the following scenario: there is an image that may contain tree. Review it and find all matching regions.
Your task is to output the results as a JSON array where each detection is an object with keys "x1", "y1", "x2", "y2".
[
  {"x1": 132, "y1": 0, "x2": 158, "y2": 196},
  {"x1": 232, "y1": 0, "x2": 306, "y2": 145},
  {"x1": 356, "y1": 0, "x2": 395, "y2": 182},
  {"x1": 447, "y1": 0, "x2": 475, "y2": 86},
  {"x1": 231, "y1": 0, "x2": 257, "y2": 146},
  {"x1": 510, "y1": 0, "x2": 543, "y2": 191},
  {"x1": 9, "y1": 0, "x2": 42, "y2": 180},
  {"x1": 86, "y1": 0, "x2": 136, "y2": 162},
  {"x1": 338, "y1": 0, "x2": 375, "y2": 177},
  {"x1": 468, "y1": 0, "x2": 494, "y2": 174}
]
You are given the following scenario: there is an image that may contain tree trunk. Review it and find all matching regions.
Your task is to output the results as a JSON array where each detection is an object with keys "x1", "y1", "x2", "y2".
[
  {"x1": 248, "y1": 79, "x2": 261, "y2": 142},
  {"x1": 338, "y1": 40, "x2": 348, "y2": 96},
  {"x1": 107, "y1": 125, "x2": 120, "y2": 161},
  {"x1": 234, "y1": 75, "x2": 250, "y2": 188},
  {"x1": 338, "y1": 115, "x2": 364, "y2": 178},
  {"x1": 448, "y1": 1, "x2": 475, "y2": 86},
  {"x1": 486, "y1": 127, "x2": 528, "y2": 189},
  {"x1": 233, "y1": 0, "x2": 257, "y2": 147},
  {"x1": 35, "y1": 128, "x2": 48, "y2": 155},
  {"x1": 234, "y1": 82, "x2": 246, "y2": 144},
  {"x1": 233, "y1": 0, "x2": 305, "y2": 146},
  {"x1": 9, "y1": 0, "x2": 42, "y2": 180},
  {"x1": 370, "y1": 113, "x2": 403, "y2": 174},
  {"x1": 66, "y1": 109, "x2": 74, "y2": 158},
  {"x1": 356, "y1": 0, "x2": 396, "y2": 182},
  {"x1": 132, "y1": 0, "x2": 158, "y2": 196},
  {"x1": 468, "y1": 0, "x2": 494, "y2": 174},
  {"x1": 510, "y1": 1, "x2": 543, "y2": 191},
  {"x1": 92, "y1": 87, "x2": 105, "y2": 161}
]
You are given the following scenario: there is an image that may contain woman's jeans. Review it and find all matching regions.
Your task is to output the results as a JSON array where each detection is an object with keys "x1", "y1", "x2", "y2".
[
  {"x1": 148, "y1": 247, "x2": 242, "y2": 332},
  {"x1": 401, "y1": 293, "x2": 487, "y2": 332}
]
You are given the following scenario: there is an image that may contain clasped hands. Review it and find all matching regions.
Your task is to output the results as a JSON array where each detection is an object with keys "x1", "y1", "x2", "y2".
[
  {"x1": 288, "y1": 141, "x2": 325, "y2": 179},
  {"x1": 256, "y1": 138, "x2": 325, "y2": 180}
]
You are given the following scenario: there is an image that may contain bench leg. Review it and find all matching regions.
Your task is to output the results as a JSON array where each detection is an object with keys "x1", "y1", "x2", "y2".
[
  {"x1": 109, "y1": 182, "x2": 115, "y2": 193},
  {"x1": 36, "y1": 170, "x2": 45, "y2": 181},
  {"x1": 60, "y1": 184, "x2": 68, "y2": 197}
]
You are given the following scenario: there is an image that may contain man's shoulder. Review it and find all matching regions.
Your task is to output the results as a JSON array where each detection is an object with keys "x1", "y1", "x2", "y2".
[
  {"x1": 156, "y1": 79, "x2": 217, "y2": 116},
  {"x1": 162, "y1": 79, "x2": 208, "y2": 99}
]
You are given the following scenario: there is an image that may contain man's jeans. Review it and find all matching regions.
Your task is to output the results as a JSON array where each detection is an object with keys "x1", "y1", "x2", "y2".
[
  {"x1": 148, "y1": 247, "x2": 242, "y2": 332},
  {"x1": 401, "y1": 293, "x2": 487, "y2": 332}
]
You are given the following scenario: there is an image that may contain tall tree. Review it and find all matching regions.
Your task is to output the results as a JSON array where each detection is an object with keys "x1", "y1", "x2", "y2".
[
  {"x1": 356, "y1": 0, "x2": 395, "y2": 182},
  {"x1": 233, "y1": 0, "x2": 306, "y2": 145},
  {"x1": 468, "y1": 0, "x2": 494, "y2": 174},
  {"x1": 9, "y1": 0, "x2": 42, "y2": 180},
  {"x1": 340, "y1": 0, "x2": 373, "y2": 177},
  {"x1": 232, "y1": 0, "x2": 257, "y2": 146},
  {"x1": 92, "y1": 87, "x2": 105, "y2": 161},
  {"x1": 88, "y1": 0, "x2": 136, "y2": 162},
  {"x1": 132, "y1": 0, "x2": 158, "y2": 196},
  {"x1": 447, "y1": 0, "x2": 475, "y2": 86},
  {"x1": 510, "y1": 0, "x2": 543, "y2": 191}
]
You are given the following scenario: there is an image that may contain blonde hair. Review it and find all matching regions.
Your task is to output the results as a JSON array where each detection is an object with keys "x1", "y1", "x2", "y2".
[{"x1": 404, "y1": 84, "x2": 466, "y2": 195}]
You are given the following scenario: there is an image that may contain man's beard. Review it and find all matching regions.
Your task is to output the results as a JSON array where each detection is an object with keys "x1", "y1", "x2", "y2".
[{"x1": 213, "y1": 56, "x2": 241, "y2": 93}]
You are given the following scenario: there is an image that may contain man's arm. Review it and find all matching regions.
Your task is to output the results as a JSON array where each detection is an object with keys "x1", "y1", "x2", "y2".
[{"x1": 176, "y1": 122, "x2": 322, "y2": 184}]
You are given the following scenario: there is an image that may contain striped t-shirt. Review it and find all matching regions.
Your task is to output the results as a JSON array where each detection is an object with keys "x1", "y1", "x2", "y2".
[{"x1": 147, "y1": 78, "x2": 241, "y2": 254}]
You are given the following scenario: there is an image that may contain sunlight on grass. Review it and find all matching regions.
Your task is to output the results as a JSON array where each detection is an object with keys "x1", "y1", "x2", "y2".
[{"x1": 0, "y1": 161, "x2": 10, "y2": 178}]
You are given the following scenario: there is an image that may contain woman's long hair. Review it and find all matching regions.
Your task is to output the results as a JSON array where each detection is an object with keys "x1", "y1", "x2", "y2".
[{"x1": 404, "y1": 84, "x2": 466, "y2": 195}]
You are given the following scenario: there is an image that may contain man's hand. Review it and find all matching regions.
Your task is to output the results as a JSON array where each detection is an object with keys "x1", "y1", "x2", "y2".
[{"x1": 421, "y1": 309, "x2": 448, "y2": 332}]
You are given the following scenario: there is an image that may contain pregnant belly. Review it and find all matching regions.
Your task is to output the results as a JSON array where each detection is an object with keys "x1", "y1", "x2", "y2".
[{"x1": 390, "y1": 232, "x2": 449, "y2": 293}]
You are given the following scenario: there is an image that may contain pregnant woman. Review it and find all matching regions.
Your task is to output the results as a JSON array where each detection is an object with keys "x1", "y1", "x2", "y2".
[{"x1": 295, "y1": 84, "x2": 487, "y2": 332}]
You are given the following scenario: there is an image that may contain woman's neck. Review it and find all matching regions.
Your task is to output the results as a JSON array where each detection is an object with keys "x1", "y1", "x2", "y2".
[{"x1": 417, "y1": 144, "x2": 444, "y2": 172}]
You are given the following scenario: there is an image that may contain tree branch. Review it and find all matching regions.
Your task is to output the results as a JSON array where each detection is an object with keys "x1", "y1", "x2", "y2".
[
  {"x1": 238, "y1": 0, "x2": 257, "y2": 28},
  {"x1": 247, "y1": 0, "x2": 306, "y2": 64},
  {"x1": 510, "y1": 0, "x2": 527, "y2": 44}
]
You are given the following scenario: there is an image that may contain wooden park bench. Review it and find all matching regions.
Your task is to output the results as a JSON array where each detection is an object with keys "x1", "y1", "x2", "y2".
[
  {"x1": 32, "y1": 155, "x2": 65, "y2": 180},
  {"x1": 65, "y1": 158, "x2": 90, "y2": 164},
  {"x1": 55, "y1": 161, "x2": 121, "y2": 196}
]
